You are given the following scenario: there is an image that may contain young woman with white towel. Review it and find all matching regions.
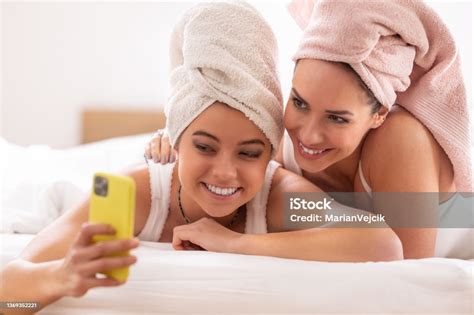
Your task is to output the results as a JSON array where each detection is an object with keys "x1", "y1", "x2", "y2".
[{"x1": 1, "y1": 2, "x2": 402, "y2": 311}]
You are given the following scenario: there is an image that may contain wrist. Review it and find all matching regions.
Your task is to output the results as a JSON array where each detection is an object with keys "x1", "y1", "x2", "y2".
[
  {"x1": 229, "y1": 233, "x2": 253, "y2": 255},
  {"x1": 43, "y1": 259, "x2": 67, "y2": 301}
]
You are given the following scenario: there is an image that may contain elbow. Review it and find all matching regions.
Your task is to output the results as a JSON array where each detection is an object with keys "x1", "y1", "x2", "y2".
[
  {"x1": 371, "y1": 228, "x2": 404, "y2": 262},
  {"x1": 0, "y1": 260, "x2": 18, "y2": 300}
]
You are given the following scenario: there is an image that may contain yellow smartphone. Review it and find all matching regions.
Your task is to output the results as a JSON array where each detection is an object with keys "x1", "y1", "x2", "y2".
[{"x1": 89, "y1": 172, "x2": 136, "y2": 282}]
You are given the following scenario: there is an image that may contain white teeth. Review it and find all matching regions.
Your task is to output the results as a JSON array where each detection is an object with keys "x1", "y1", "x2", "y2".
[
  {"x1": 205, "y1": 184, "x2": 238, "y2": 196},
  {"x1": 299, "y1": 142, "x2": 326, "y2": 155}
]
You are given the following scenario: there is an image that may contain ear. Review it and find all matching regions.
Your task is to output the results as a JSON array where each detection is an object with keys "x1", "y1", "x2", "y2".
[{"x1": 370, "y1": 106, "x2": 389, "y2": 129}]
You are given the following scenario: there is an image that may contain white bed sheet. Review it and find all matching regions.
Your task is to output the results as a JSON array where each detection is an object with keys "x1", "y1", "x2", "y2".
[{"x1": 1, "y1": 233, "x2": 472, "y2": 314}]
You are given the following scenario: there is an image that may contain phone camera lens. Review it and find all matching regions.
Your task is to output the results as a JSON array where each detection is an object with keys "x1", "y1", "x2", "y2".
[{"x1": 94, "y1": 176, "x2": 108, "y2": 197}]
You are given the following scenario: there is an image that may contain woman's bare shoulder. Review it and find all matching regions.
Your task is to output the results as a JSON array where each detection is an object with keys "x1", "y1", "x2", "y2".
[
  {"x1": 367, "y1": 106, "x2": 433, "y2": 147},
  {"x1": 362, "y1": 106, "x2": 441, "y2": 164},
  {"x1": 271, "y1": 166, "x2": 320, "y2": 194},
  {"x1": 120, "y1": 162, "x2": 150, "y2": 186},
  {"x1": 361, "y1": 106, "x2": 443, "y2": 191},
  {"x1": 266, "y1": 166, "x2": 317, "y2": 232}
]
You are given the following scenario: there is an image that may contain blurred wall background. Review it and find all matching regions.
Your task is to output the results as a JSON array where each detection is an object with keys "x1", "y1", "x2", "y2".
[{"x1": 1, "y1": 0, "x2": 472, "y2": 148}]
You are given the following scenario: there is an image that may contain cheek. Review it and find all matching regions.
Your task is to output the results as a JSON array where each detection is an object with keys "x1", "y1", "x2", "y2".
[
  {"x1": 283, "y1": 103, "x2": 299, "y2": 130},
  {"x1": 177, "y1": 148, "x2": 207, "y2": 184},
  {"x1": 332, "y1": 125, "x2": 368, "y2": 152},
  {"x1": 244, "y1": 170, "x2": 265, "y2": 194},
  {"x1": 241, "y1": 160, "x2": 269, "y2": 193}
]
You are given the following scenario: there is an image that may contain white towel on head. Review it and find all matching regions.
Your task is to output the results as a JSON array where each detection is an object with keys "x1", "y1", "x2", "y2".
[{"x1": 165, "y1": 0, "x2": 284, "y2": 153}]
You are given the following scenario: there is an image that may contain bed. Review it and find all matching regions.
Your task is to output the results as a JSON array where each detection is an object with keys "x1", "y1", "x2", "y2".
[
  {"x1": 1, "y1": 110, "x2": 473, "y2": 314},
  {"x1": 1, "y1": 234, "x2": 472, "y2": 314}
]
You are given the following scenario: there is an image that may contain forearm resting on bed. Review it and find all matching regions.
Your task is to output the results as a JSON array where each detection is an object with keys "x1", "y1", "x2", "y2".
[
  {"x1": 233, "y1": 227, "x2": 403, "y2": 262},
  {"x1": 0, "y1": 259, "x2": 63, "y2": 314}
]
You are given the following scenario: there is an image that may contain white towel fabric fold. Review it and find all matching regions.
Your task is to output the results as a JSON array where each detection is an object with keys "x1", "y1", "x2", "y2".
[{"x1": 165, "y1": 1, "x2": 284, "y2": 153}]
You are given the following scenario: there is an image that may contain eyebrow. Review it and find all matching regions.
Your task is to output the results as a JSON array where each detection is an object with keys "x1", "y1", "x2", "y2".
[
  {"x1": 192, "y1": 131, "x2": 266, "y2": 146},
  {"x1": 291, "y1": 87, "x2": 354, "y2": 116},
  {"x1": 325, "y1": 110, "x2": 354, "y2": 116},
  {"x1": 291, "y1": 88, "x2": 310, "y2": 106}
]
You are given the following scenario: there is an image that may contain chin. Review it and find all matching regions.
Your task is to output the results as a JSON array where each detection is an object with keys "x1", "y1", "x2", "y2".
[
  {"x1": 300, "y1": 162, "x2": 327, "y2": 173},
  {"x1": 203, "y1": 204, "x2": 239, "y2": 218},
  {"x1": 294, "y1": 152, "x2": 325, "y2": 172},
  {"x1": 197, "y1": 193, "x2": 241, "y2": 214}
]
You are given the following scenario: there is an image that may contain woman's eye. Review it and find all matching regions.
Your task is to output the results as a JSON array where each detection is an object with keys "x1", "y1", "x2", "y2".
[
  {"x1": 195, "y1": 144, "x2": 214, "y2": 153},
  {"x1": 239, "y1": 151, "x2": 262, "y2": 159},
  {"x1": 292, "y1": 97, "x2": 307, "y2": 109},
  {"x1": 328, "y1": 115, "x2": 348, "y2": 124}
]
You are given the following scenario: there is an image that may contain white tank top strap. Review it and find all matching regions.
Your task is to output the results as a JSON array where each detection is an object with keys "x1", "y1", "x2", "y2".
[
  {"x1": 137, "y1": 162, "x2": 175, "y2": 241},
  {"x1": 358, "y1": 161, "x2": 373, "y2": 198},
  {"x1": 282, "y1": 130, "x2": 302, "y2": 175},
  {"x1": 245, "y1": 160, "x2": 281, "y2": 234}
]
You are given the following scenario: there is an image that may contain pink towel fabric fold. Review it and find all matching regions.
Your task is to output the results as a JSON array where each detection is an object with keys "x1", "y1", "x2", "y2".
[{"x1": 287, "y1": 0, "x2": 472, "y2": 191}]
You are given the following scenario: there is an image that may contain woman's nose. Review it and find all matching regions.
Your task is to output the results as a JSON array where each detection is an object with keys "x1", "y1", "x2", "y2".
[
  {"x1": 299, "y1": 120, "x2": 324, "y2": 146},
  {"x1": 210, "y1": 154, "x2": 238, "y2": 181}
]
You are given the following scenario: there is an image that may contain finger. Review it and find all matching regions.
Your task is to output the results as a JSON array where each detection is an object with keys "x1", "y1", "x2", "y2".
[
  {"x1": 182, "y1": 241, "x2": 204, "y2": 251},
  {"x1": 75, "y1": 223, "x2": 116, "y2": 248},
  {"x1": 169, "y1": 150, "x2": 177, "y2": 163},
  {"x1": 144, "y1": 142, "x2": 152, "y2": 160},
  {"x1": 172, "y1": 228, "x2": 197, "y2": 250},
  {"x1": 153, "y1": 129, "x2": 164, "y2": 138},
  {"x1": 172, "y1": 229, "x2": 185, "y2": 250},
  {"x1": 78, "y1": 255, "x2": 137, "y2": 276},
  {"x1": 79, "y1": 238, "x2": 140, "y2": 261},
  {"x1": 160, "y1": 137, "x2": 171, "y2": 164},
  {"x1": 174, "y1": 243, "x2": 185, "y2": 250},
  {"x1": 151, "y1": 138, "x2": 161, "y2": 163}
]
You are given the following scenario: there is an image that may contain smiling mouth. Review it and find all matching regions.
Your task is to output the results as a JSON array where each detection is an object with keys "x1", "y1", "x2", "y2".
[
  {"x1": 202, "y1": 182, "x2": 241, "y2": 197},
  {"x1": 298, "y1": 142, "x2": 331, "y2": 156}
]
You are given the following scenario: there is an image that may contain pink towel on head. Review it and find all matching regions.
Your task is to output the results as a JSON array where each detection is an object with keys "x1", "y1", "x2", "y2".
[{"x1": 287, "y1": 0, "x2": 472, "y2": 192}]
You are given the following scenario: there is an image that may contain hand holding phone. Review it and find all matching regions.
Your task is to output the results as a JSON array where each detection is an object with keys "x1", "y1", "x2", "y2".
[{"x1": 56, "y1": 223, "x2": 139, "y2": 298}]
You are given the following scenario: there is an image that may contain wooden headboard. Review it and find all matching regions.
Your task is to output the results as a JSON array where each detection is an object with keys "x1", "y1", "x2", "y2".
[{"x1": 81, "y1": 108, "x2": 166, "y2": 144}]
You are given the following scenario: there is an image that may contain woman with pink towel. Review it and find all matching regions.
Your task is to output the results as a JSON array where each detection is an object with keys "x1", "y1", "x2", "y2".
[
  {"x1": 148, "y1": 0, "x2": 472, "y2": 259},
  {"x1": 280, "y1": 0, "x2": 471, "y2": 259}
]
